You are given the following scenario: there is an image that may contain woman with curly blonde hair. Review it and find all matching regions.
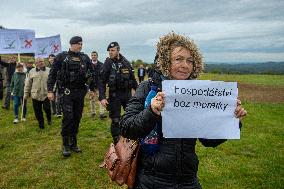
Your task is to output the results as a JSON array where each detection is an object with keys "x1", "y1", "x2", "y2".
[{"x1": 120, "y1": 32, "x2": 247, "y2": 189}]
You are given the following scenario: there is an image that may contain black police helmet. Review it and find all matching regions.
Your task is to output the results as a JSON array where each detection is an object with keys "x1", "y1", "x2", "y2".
[{"x1": 107, "y1": 42, "x2": 120, "y2": 51}]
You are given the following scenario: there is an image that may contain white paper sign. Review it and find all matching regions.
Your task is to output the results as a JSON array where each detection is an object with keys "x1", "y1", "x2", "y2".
[
  {"x1": 0, "y1": 29, "x2": 36, "y2": 54},
  {"x1": 162, "y1": 80, "x2": 240, "y2": 139},
  {"x1": 35, "y1": 35, "x2": 62, "y2": 58}
]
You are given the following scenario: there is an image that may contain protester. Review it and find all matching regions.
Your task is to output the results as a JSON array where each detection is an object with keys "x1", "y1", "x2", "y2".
[
  {"x1": 89, "y1": 51, "x2": 106, "y2": 119},
  {"x1": 24, "y1": 60, "x2": 34, "y2": 73},
  {"x1": 120, "y1": 32, "x2": 247, "y2": 188},
  {"x1": 22, "y1": 60, "x2": 34, "y2": 115},
  {"x1": 0, "y1": 56, "x2": 17, "y2": 109},
  {"x1": 24, "y1": 57, "x2": 51, "y2": 129},
  {"x1": 48, "y1": 54, "x2": 56, "y2": 115},
  {"x1": 48, "y1": 54, "x2": 55, "y2": 67},
  {"x1": 137, "y1": 64, "x2": 146, "y2": 84},
  {"x1": 98, "y1": 42, "x2": 137, "y2": 144},
  {"x1": 47, "y1": 54, "x2": 61, "y2": 116},
  {"x1": 47, "y1": 36, "x2": 96, "y2": 157},
  {"x1": 10, "y1": 63, "x2": 27, "y2": 123}
]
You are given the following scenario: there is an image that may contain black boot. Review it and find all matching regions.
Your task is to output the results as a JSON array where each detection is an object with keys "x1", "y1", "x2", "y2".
[
  {"x1": 39, "y1": 121, "x2": 44, "y2": 129},
  {"x1": 70, "y1": 136, "x2": 82, "y2": 153},
  {"x1": 62, "y1": 136, "x2": 71, "y2": 157}
]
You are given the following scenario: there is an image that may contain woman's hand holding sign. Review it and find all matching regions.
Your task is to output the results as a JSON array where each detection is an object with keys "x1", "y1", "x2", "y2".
[
  {"x1": 151, "y1": 92, "x2": 165, "y2": 116},
  {"x1": 235, "y1": 99, "x2": 247, "y2": 121}
]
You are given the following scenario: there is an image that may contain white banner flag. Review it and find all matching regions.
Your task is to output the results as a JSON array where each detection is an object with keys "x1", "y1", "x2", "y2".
[
  {"x1": 162, "y1": 80, "x2": 240, "y2": 139},
  {"x1": 0, "y1": 29, "x2": 36, "y2": 54},
  {"x1": 35, "y1": 35, "x2": 62, "y2": 58}
]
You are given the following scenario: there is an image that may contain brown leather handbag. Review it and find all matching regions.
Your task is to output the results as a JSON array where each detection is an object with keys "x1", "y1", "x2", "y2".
[{"x1": 100, "y1": 137, "x2": 140, "y2": 189}]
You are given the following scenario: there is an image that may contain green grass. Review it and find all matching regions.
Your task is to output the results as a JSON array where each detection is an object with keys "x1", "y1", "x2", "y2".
[
  {"x1": 0, "y1": 73, "x2": 284, "y2": 188},
  {"x1": 0, "y1": 99, "x2": 123, "y2": 189},
  {"x1": 197, "y1": 102, "x2": 284, "y2": 189},
  {"x1": 200, "y1": 73, "x2": 284, "y2": 87}
]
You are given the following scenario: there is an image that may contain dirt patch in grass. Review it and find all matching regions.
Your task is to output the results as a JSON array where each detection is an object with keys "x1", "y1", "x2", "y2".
[{"x1": 238, "y1": 83, "x2": 284, "y2": 103}]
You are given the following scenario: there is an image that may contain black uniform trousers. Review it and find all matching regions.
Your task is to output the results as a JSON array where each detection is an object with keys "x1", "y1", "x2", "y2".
[
  {"x1": 61, "y1": 88, "x2": 87, "y2": 137},
  {"x1": 108, "y1": 90, "x2": 131, "y2": 141},
  {"x1": 32, "y1": 98, "x2": 51, "y2": 129}
]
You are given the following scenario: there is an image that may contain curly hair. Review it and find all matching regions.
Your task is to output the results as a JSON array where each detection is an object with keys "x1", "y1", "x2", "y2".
[{"x1": 156, "y1": 32, "x2": 203, "y2": 79}]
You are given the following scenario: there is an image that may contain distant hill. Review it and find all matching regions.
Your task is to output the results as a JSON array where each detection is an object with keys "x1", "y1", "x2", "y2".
[{"x1": 204, "y1": 62, "x2": 284, "y2": 75}]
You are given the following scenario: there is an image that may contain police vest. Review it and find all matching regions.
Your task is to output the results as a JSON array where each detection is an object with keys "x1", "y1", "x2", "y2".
[
  {"x1": 108, "y1": 62, "x2": 132, "y2": 91},
  {"x1": 60, "y1": 52, "x2": 89, "y2": 86}
]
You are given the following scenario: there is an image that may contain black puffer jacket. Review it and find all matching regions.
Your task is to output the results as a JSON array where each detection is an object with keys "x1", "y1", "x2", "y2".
[{"x1": 120, "y1": 71, "x2": 228, "y2": 189}]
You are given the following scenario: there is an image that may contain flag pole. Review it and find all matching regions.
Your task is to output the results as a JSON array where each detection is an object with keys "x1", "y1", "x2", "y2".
[
  {"x1": 21, "y1": 98, "x2": 24, "y2": 121},
  {"x1": 18, "y1": 53, "x2": 21, "y2": 62}
]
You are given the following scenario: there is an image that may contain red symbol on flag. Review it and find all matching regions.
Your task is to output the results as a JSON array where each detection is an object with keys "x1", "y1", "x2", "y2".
[
  {"x1": 24, "y1": 40, "x2": 32, "y2": 48},
  {"x1": 53, "y1": 44, "x2": 59, "y2": 52}
]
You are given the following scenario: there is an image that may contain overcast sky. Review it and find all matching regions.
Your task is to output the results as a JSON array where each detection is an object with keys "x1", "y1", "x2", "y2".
[{"x1": 1, "y1": 0, "x2": 284, "y2": 63}]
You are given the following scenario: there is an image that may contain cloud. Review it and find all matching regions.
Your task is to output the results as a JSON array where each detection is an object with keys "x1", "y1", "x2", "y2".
[
  {"x1": 1, "y1": 0, "x2": 284, "y2": 62},
  {"x1": 27, "y1": 0, "x2": 284, "y2": 25}
]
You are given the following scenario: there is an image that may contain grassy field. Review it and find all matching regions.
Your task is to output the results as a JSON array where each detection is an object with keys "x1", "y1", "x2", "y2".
[
  {"x1": 0, "y1": 73, "x2": 283, "y2": 188},
  {"x1": 200, "y1": 73, "x2": 284, "y2": 87}
]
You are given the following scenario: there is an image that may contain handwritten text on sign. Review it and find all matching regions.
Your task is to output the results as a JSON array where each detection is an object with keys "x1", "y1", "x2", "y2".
[{"x1": 162, "y1": 80, "x2": 240, "y2": 139}]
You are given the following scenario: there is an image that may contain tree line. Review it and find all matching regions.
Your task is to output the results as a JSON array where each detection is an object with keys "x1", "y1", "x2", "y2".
[{"x1": 204, "y1": 62, "x2": 284, "y2": 75}]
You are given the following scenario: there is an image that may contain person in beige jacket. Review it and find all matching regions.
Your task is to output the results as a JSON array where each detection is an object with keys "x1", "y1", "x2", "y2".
[{"x1": 24, "y1": 57, "x2": 51, "y2": 129}]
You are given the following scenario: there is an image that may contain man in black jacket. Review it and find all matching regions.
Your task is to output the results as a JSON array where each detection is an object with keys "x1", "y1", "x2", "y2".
[
  {"x1": 48, "y1": 54, "x2": 57, "y2": 116},
  {"x1": 47, "y1": 36, "x2": 96, "y2": 157},
  {"x1": 98, "y1": 42, "x2": 137, "y2": 144},
  {"x1": 89, "y1": 51, "x2": 106, "y2": 119},
  {"x1": 137, "y1": 64, "x2": 146, "y2": 84},
  {"x1": 0, "y1": 56, "x2": 17, "y2": 109},
  {"x1": 48, "y1": 54, "x2": 62, "y2": 117}
]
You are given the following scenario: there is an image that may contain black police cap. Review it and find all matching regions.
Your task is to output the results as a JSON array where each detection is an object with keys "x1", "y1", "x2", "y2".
[
  {"x1": 107, "y1": 42, "x2": 119, "y2": 51},
  {"x1": 69, "y1": 36, "x2": 82, "y2": 45}
]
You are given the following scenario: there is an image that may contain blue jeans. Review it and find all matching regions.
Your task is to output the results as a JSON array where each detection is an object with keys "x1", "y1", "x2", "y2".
[{"x1": 13, "y1": 96, "x2": 27, "y2": 118}]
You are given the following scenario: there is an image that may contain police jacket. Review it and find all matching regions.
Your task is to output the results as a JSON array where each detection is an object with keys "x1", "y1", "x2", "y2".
[
  {"x1": 47, "y1": 50, "x2": 96, "y2": 92},
  {"x1": 98, "y1": 54, "x2": 137, "y2": 101},
  {"x1": 120, "y1": 70, "x2": 233, "y2": 187}
]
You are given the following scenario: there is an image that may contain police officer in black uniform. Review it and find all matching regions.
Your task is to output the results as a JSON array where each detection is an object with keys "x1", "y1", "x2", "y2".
[
  {"x1": 47, "y1": 36, "x2": 96, "y2": 157},
  {"x1": 98, "y1": 42, "x2": 137, "y2": 144}
]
